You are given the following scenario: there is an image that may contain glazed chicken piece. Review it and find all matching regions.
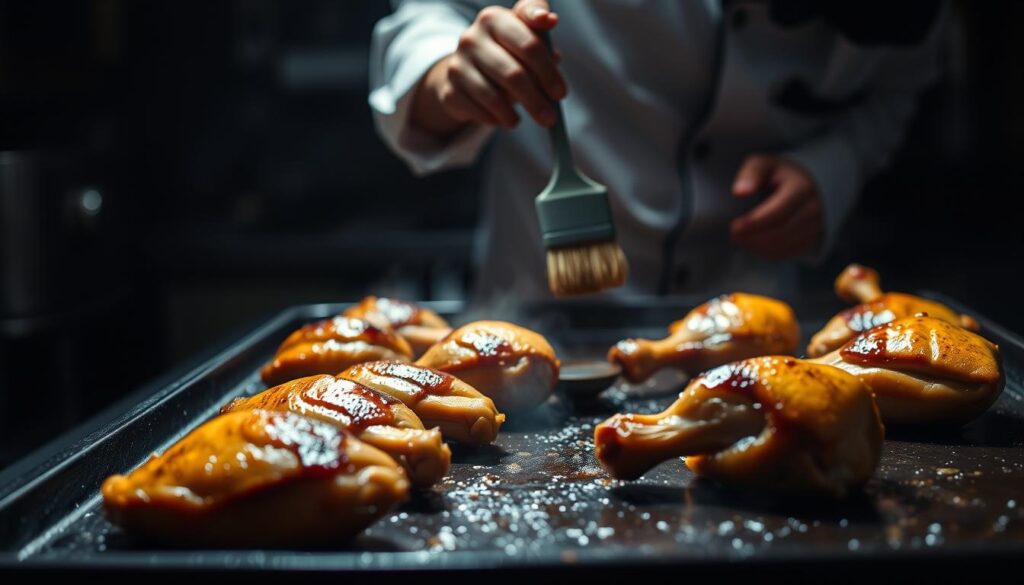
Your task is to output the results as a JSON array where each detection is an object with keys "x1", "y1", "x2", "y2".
[
  {"x1": 812, "y1": 315, "x2": 1004, "y2": 425},
  {"x1": 222, "y1": 375, "x2": 451, "y2": 487},
  {"x1": 807, "y1": 264, "x2": 980, "y2": 357},
  {"x1": 595, "y1": 357, "x2": 883, "y2": 497},
  {"x1": 102, "y1": 409, "x2": 408, "y2": 547},
  {"x1": 415, "y1": 320, "x2": 560, "y2": 413},
  {"x1": 608, "y1": 293, "x2": 801, "y2": 384},
  {"x1": 340, "y1": 361, "x2": 505, "y2": 445},
  {"x1": 260, "y1": 316, "x2": 413, "y2": 386},
  {"x1": 344, "y1": 296, "x2": 452, "y2": 358}
]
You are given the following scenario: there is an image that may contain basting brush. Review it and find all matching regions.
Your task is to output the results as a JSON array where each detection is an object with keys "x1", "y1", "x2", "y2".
[{"x1": 535, "y1": 33, "x2": 628, "y2": 297}]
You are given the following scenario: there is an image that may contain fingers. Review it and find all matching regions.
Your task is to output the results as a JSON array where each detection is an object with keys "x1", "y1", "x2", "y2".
[
  {"x1": 481, "y1": 10, "x2": 566, "y2": 101},
  {"x1": 469, "y1": 37, "x2": 556, "y2": 126},
  {"x1": 730, "y1": 155, "x2": 824, "y2": 260},
  {"x1": 513, "y1": 0, "x2": 557, "y2": 30},
  {"x1": 445, "y1": 53, "x2": 519, "y2": 127},
  {"x1": 732, "y1": 154, "x2": 778, "y2": 197},
  {"x1": 732, "y1": 192, "x2": 823, "y2": 260},
  {"x1": 730, "y1": 180, "x2": 805, "y2": 236}
]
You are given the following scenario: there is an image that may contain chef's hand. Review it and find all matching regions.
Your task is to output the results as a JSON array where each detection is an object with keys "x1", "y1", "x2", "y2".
[
  {"x1": 729, "y1": 154, "x2": 824, "y2": 261},
  {"x1": 410, "y1": 0, "x2": 566, "y2": 136}
]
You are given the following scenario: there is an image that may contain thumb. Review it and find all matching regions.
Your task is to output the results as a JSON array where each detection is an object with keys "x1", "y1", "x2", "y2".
[
  {"x1": 513, "y1": 0, "x2": 558, "y2": 30},
  {"x1": 732, "y1": 154, "x2": 778, "y2": 197}
]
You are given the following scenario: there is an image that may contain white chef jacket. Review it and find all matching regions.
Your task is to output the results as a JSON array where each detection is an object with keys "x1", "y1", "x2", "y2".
[{"x1": 369, "y1": 0, "x2": 944, "y2": 301}]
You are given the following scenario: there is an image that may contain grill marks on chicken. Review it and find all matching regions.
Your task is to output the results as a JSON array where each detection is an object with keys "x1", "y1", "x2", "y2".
[
  {"x1": 607, "y1": 293, "x2": 801, "y2": 384},
  {"x1": 344, "y1": 296, "x2": 452, "y2": 358},
  {"x1": 808, "y1": 264, "x2": 980, "y2": 357},
  {"x1": 101, "y1": 410, "x2": 408, "y2": 547},
  {"x1": 222, "y1": 375, "x2": 451, "y2": 487},
  {"x1": 813, "y1": 316, "x2": 1004, "y2": 425},
  {"x1": 416, "y1": 321, "x2": 560, "y2": 414},
  {"x1": 595, "y1": 357, "x2": 883, "y2": 498},
  {"x1": 340, "y1": 360, "x2": 505, "y2": 445},
  {"x1": 260, "y1": 316, "x2": 413, "y2": 386}
]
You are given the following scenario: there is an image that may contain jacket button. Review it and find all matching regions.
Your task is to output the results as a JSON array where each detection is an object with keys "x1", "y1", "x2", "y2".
[
  {"x1": 732, "y1": 8, "x2": 749, "y2": 30},
  {"x1": 692, "y1": 139, "x2": 711, "y2": 161}
]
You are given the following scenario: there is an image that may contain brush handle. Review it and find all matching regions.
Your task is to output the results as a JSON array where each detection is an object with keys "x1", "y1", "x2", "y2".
[{"x1": 538, "y1": 30, "x2": 589, "y2": 193}]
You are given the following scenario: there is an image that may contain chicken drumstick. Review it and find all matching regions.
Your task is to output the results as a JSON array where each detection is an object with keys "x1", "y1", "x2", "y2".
[
  {"x1": 102, "y1": 409, "x2": 408, "y2": 547},
  {"x1": 222, "y1": 375, "x2": 451, "y2": 487},
  {"x1": 812, "y1": 315, "x2": 1004, "y2": 425},
  {"x1": 260, "y1": 316, "x2": 413, "y2": 386},
  {"x1": 595, "y1": 356, "x2": 883, "y2": 497},
  {"x1": 340, "y1": 360, "x2": 505, "y2": 445},
  {"x1": 344, "y1": 296, "x2": 451, "y2": 358},
  {"x1": 807, "y1": 264, "x2": 979, "y2": 357},
  {"x1": 608, "y1": 293, "x2": 801, "y2": 384}
]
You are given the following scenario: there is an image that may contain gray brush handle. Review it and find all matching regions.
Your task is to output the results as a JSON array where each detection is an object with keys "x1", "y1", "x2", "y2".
[{"x1": 538, "y1": 30, "x2": 586, "y2": 191}]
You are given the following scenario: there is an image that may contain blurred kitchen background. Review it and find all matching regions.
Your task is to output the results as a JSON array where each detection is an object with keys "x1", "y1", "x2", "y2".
[{"x1": 1, "y1": 0, "x2": 1022, "y2": 467}]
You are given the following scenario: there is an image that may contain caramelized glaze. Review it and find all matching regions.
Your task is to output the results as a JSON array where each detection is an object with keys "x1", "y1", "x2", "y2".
[
  {"x1": 261, "y1": 316, "x2": 414, "y2": 386},
  {"x1": 609, "y1": 293, "x2": 800, "y2": 383},
  {"x1": 224, "y1": 375, "x2": 399, "y2": 432},
  {"x1": 839, "y1": 316, "x2": 1001, "y2": 384},
  {"x1": 102, "y1": 410, "x2": 353, "y2": 513},
  {"x1": 343, "y1": 361, "x2": 456, "y2": 403}
]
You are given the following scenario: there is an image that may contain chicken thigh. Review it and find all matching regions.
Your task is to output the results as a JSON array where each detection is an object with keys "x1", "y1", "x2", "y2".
[
  {"x1": 340, "y1": 361, "x2": 505, "y2": 445},
  {"x1": 260, "y1": 316, "x2": 413, "y2": 386},
  {"x1": 595, "y1": 357, "x2": 883, "y2": 498},
  {"x1": 344, "y1": 296, "x2": 451, "y2": 358},
  {"x1": 807, "y1": 264, "x2": 979, "y2": 357},
  {"x1": 102, "y1": 409, "x2": 408, "y2": 547},
  {"x1": 608, "y1": 293, "x2": 801, "y2": 384},
  {"x1": 812, "y1": 315, "x2": 1004, "y2": 425},
  {"x1": 415, "y1": 320, "x2": 560, "y2": 413},
  {"x1": 222, "y1": 375, "x2": 451, "y2": 487}
]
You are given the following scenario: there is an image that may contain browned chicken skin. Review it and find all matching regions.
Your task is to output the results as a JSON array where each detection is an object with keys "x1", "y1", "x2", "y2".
[
  {"x1": 260, "y1": 316, "x2": 413, "y2": 386},
  {"x1": 102, "y1": 409, "x2": 408, "y2": 547},
  {"x1": 415, "y1": 320, "x2": 561, "y2": 413},
  {"x1": 807, "y1": 264, "x2": 980, "y2": 357},
  {"x1": 340, "y1": 361, "x2": 505, "y2": 445},
  {"x1": 608, "y1": 293, "x2": 801, "y2": 384},
  {"x1": 812, "y1": 315, "x2": 1004, "y2": 425},
  {"x1": 344, "y1": 296, "x2": 452, "y2": 358},
  {"x1": 222, "y1": 375, "x2": 451, "y2": 487},
  {"x1": 595, "y1": 357, "x2": 883, "y2": 498}
]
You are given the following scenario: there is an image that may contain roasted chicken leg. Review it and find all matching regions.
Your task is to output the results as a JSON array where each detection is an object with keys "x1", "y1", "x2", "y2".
[
  {"x1": 261, "y1": 316, "x2": 413, "y2": 386},
  {"x1": 340, "y1": 361, "x2": 505, "y2": 445},
  {"x1": 807, "y1": 264, "x2": 980, "y2": 357},
  {"x1": 344, "y1": 296, "x2": 452, "y2": 358},
  {"x1": 415, "y1": 320, "x2": 561, "y2": 413},
  {"x1": 102, "y1": 409, "x2": 408, "y2": 547},
  {"x1": 608, "y1": 293, "x2": 801, "y2": 384},
  {"x1": 222, "y1": 375, "x2": 451, "y2": 487},
  {"x1": 812, "y1": 315, "x2": 1004, "y2": 425},
  {"x1": 595, "y1": 357, "x2": 883, "y2": 497}
]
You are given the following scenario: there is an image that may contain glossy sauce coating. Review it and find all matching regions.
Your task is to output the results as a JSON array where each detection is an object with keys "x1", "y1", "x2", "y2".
[
  {"x1": 343, "y1": 361, "x2": 456, "y2": 402},
  {"x1": 349, "y1": 297, "x2": 421, "y2": 328},
  {"x1": 840, "y1": 316, "x2": 1001, "y2": 384},
  {"x1": 418, "y1": 321, "x2": 560, "y2": 381},
  {"x1": 102, "y1": 410, "x2": 353, "y2": 512},
  {"x1": 278, "y1": 316, "x2": 408, "y2": 354},
  {"x1": 224, "y1": 376, "x2": 398, "y2": 432}
]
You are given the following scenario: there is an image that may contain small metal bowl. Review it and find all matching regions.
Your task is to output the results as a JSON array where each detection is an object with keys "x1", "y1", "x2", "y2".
[{"x1": 558, "y1": 359, "x2": 622, "y2": 402}]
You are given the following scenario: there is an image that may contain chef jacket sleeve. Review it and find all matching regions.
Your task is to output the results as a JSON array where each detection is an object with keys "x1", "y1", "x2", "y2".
[
  {"x1": 782, "y1": 11, "x2": 947, "y2": 261},
  {"x1": 369, "y1": 0, "x2": 500, "y2": 176}
]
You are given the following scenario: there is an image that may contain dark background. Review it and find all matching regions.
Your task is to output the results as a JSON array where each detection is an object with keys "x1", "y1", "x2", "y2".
[{"x1": 1, "y1": 0, "x2": 1021, "y2": 468}]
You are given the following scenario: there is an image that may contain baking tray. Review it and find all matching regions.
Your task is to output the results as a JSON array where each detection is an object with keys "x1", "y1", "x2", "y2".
[{"x1": 1, "y1": 294, "x2": 1022, "y2": 575}]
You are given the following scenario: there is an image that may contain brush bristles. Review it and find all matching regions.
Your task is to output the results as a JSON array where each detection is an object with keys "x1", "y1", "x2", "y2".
[{"x1": 547, "y1": 241, "x2": 629, "y2": 297}]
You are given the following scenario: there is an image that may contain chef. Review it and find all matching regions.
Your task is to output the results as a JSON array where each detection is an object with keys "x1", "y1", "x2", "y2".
[{"x1": 369, "y1": 0, "x2": 945, "y2": 299}]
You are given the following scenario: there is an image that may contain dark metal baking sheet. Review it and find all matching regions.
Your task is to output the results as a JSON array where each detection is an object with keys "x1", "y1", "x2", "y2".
[{"x1": 1, "y1": 294, "x2": 1022, "y2": 574}]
